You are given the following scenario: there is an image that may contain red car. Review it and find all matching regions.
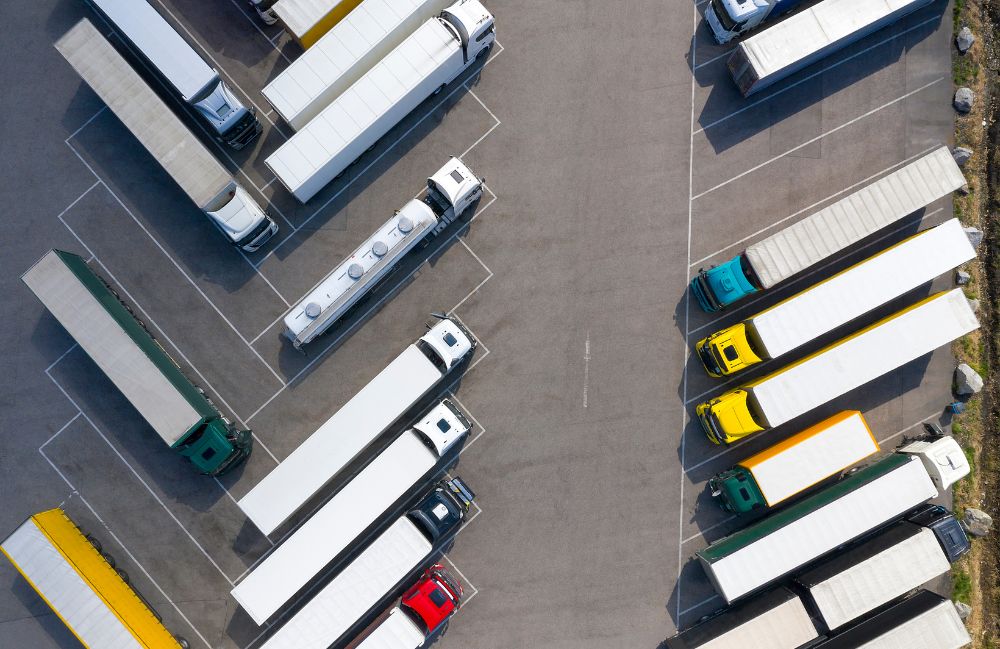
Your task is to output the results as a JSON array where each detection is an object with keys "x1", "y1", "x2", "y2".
[{"x1": 400, "y1": 564, "x2": 464, "y2": 633}]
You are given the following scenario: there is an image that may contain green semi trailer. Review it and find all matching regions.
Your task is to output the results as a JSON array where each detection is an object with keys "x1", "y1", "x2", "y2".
[{"x1": 22, "y1": 250, "x2": 251, "y2": 475}]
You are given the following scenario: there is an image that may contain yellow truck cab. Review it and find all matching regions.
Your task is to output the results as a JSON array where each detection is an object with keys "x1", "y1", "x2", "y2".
[{"x1": 696, "y1": 323, "x2": 763, "y2": 377}]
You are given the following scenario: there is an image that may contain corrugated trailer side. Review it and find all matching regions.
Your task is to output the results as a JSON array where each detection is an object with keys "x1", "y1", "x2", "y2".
[{"x1": 1, "y1": 510, "x2": 182, "y2": 649}]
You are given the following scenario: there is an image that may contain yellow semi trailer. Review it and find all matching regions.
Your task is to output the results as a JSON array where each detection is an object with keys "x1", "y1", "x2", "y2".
[{"x1": 1, "y1": 509, "x2": 187, "y2": 648}]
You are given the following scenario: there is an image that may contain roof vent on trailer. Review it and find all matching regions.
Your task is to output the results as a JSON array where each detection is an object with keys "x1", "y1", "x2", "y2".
[
  {"x1": 348, "y1": 263, "x2": 364, "y2": 280},
  {"x1": 304, "y1": 303, "x2": 321, "y2": 318},
  {"x1": 372, "y1": 240, "x2": 388, "y2": 257},
  {"x1": 398, "y1": 216, "x2": 414, "y2": 234}
]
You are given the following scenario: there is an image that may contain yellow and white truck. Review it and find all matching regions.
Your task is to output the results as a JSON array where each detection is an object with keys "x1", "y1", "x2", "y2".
[
  {"x1": 1, "y1": 509, "x2": 188, "y2": 648},
  {"x1": 273, "y1": 0, "x2": 366, "y2": 48},
  {"x1": 696, "y1": 289, "x2": 979, "y2": 445},
  {"x1": 695, "y1": 218, "x2": 977, "y2": 377}
]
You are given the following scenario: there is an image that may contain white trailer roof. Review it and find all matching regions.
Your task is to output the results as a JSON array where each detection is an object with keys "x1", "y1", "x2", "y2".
[
  {"x1": 807, "y1": 527, "x2": 949, "y2": 631},
  {"x1": 751, "y1": 288, "x2": 979, "y2": 429},
  {"x1": 85, "y1": 0, "x2": 216, "y2": 101},
  {"x1": 737, "y1": 0, "x2": 934, "y2": 86},
  {"x1": 238, "y1": 345, "x2": 442, "y2": 535},
  {"x1": 55, "y1": 20, "x2": 231, "y2": 211},
  {"x1": 232, "y1": 430, "x2": 439, "y2": 624},
  {"x1": 750, "y1": 218, "x2": 976, "y2": 358},
  {"x1": 745, "y1": 147, "x2": 965, "y2": 289},
  {"x1": 701, "y1": 457, "x2": 937, "y2": 602},
  {"x1": 1, "y1": 518, "x2": 143, "y2": 649},
  {"x1": 258, "y1": 518, "x2": 431, "y2": 649},
  {"x1": 857, "y1": 599, "x2": 971, "y2": 649},
  {"x1": 696, "y1": 595, "x2": 817, "y2": 649},
  {"x1": 356, "y1": 608, "x2": 426, "y2": 649},
  {"x1": 274, "y1": 0, "x2": 348, "y2": 41},
  {"x1": 22, "y1": 251, "x2": 200, "y2": 446},
  {"x1": 745, "y1": 412, "x2": 878, "y2": 507},
  {"x1": 264, "y1": 0, "x2": 448, "y2": 130},
  {"x1": 266, "y1": 17, "x2": 458, "y2": 202}
]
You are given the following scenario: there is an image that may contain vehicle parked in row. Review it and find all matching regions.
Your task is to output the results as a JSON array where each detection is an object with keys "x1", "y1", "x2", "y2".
[
  {"x1": 284, "y1": 157, "x2": 484, "y2": 348},
  {"x1": 231, "y1": 401, "x2": 470, "y2": 622},
  {"x1": 272, "y1": 0, "x2": 365, "y2": 48},
  {"x1": 354, "y1": 565, "x2": 463, "y2": 649},
  {"x1": 238, "y1": 316, "x2": 475, "y2": 535},
  {"x1": 55, "y1": 20, "x2": 277, "y2": 252},
  {"x1": 266, "y1": 0, "x2": 495, "y2": 203},
  {"x1": 690, "y1": 147, "x2": 964, "y2": 312},
  {"x1": 727, "y1": 0, "x2": 936, "y2": 96},
  {"x1": 22, "y1": 250, "x2": 252, "y2": 475},
  {"x1": 84, "y1": 0, "x2": 261, "y2": 148},
  {"x1": 252, "y1": 478, "x2": 474, "y2": 647},
  {"x1": 264, "y1": 0, "x2": 454, "y2": 130},
  {"x1": 696, "y1": 218, "x2": 976, "y2": 377},
  {"x1": 697, "y1": 289, "x2": 979, "y2": 445},
  {"x1": 705, "y1": 0, "x2": 806, "y2": 44}
]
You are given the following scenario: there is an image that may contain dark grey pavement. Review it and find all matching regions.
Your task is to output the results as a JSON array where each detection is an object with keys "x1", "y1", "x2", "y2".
[{"x1": 0, "y1": 0, "x2": 959, "y2": 647}]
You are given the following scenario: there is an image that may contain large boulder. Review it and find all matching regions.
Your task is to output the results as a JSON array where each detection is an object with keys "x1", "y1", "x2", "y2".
[
  {"x1": 965, "y1": 226, "x2": 984, "y2": 248},
  {"x1": 963, "y1": 508, "x2": 993, "y2": 537},
  {"x1": 953, "y1": 147, "x2": 973, "y2": 166},
  {"x1": 957, "y1": 26, "x2": 976, "y2": 53},
  {"x1": 955, "y1": 87, "x2": 975, "y2": 113},
  {"x1": 954, "y1": 602, "x2": 972, "y2": 620},
  {"x1": 955, "y1": 363, "x2": 984, "y2": 397},
  {"x1": 956, "y1": 270, "x2": 972, "y2": 286}
]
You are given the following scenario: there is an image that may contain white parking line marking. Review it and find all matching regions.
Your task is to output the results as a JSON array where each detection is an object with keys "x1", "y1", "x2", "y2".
[
  {"x1": 441, "y1": 555, "x2": 479, "y2": 603},
  {"x1": 693, "y1": 49, "x2": 732, "y2": 71},
  {"x1": 42, "y1": 377, "x2": 237, "y2": 587},
  {"x1": 694, "y1": 16, "x2": 941, "y2": 135},
  {"x1": 66, "y1": 107, "x2": 107, "y2": 141},
  {"x1": 31, "y1": 473, "x2": 214, "y2": 649},
  {"x1": 680, "y1": 594, "x2": 721, "y2": 617},
  {"x1": 675, "y1": 0, "x2": 701, "y2": 623},
  {"x1": 692, "y1": 77, "x2": 945, "y2": 201},
  {"x1": 689, "y1": 146, "x2": 939, "y2": 269},
  {"x1": 583, "y1": 332, "x2": 591, "y2": 408},
  {"x1": 224, "y1": 0, "x2": 293, "y2": 64},
  {"x1": 682, "y1": 515, "x2": 737, "y2": 545}
]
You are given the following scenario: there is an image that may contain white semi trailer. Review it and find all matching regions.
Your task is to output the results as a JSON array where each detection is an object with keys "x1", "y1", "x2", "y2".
[
  {"x1": 695, "y1": 218, "x2": 977, "y2": 377},
  {"x1": 231, "y1": 400, "x2": 471, "y2": 624},
  {"x1": 55, "y1": 20, "x2": 278, "y2": 252},
  {"x1": 266, "y1": 0, "x2": 495, "y2": 203},
  {"x1": 727, "y1": 0, "x2": 936, "y2": 96},
  {"x1": 255, "y1": 478, "x2": 474, "y2": 648},
  {"x1": 273, "y1": 0, "x2": 364, "y2": 48},
  {"x1": 83, "y1": 0, "x2": 261, "y2": 148},
  {"x1": 696, "y1": 443, "x2": 967, "y2": 603},
  {"x1": 284, "y1": 157, "x2": 483, "y2": 348},
  {"x1": 238, "y1": 316, "x2": 475, "y2": 535},
  {"x1": 264, "y1": 0, "x2": 453, "y2": 130}
]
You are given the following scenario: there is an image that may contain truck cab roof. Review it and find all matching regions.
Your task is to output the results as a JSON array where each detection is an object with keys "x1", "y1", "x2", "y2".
[
  {"x1": 419, "y1": 318, "x2": 475, "y2": 371},
  {"x1": 898, "y1": 435, "x2": 970, "y2": 492},
  {"x1": 441, "y1": 0, "x2": 495, "y2": 46},
  {"x1": 906, "y1": 504, "x2": 970, "y2": 563},
  {"x1": 205, "y1": 185, "x2": 269, "y2": 242},
  {"x1": 426, "y1": 157, "x2": 482, "y2": 214},
  {"x1": 407, "y1": 478, "x2": 475, "y2": 542},
  {"x1": 412, "y1": 400, "x2": 472, "y2": 456},
  {"x1": 401, "y1": 565, "x2": 462, "y2": 633}
]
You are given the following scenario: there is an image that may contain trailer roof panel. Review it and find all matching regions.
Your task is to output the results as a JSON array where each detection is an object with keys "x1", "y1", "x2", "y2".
[
  {"x1": 54, "y1": 20, "x2": 231, "y2": 210},
  {"x1": 744, "y1": 147, "x2": 965, "y2": 289},
  {"x1": 750, "y1": 289, "x2": 979, "y2": 428}
]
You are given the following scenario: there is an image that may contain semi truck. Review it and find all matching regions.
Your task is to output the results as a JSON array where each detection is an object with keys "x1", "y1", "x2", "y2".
[
  {"x1": 231, "y1": 400, "x2": 470, "y2": 624},
  {"x1": 727, "y1": 0, "x2": 936, "y2": 97},
  {"x1": 354, "y1": 565, "x2": 463, "y2": 649},
  {"x1": 696, "y1": 218, "x2": 976, "y2": 377},
  {"x1": 696, "y1": 289, "x2": 979, "y2": 445},
  {"x1": 708, "y1": 411, "x2": 879, "y2": 514},
  {"x1": 705, "y1": 0, "x2": 806, "y2": 44},
  {"x1": 273, "y1": 0, "x2": 365, "y2": 48},
  {"x1": 266, "y1": 0, "x2": 495, "y2": 203},
  {"x1": 285, "y1": 157, "x2": 483, "y2": 347},
  {"x1": 83, "y1": 0, "x2": 261, "y2": 148},
  {"x1": 55, "y1": 20, "x2": 278, "y2": 253},
  {"x1": 690, "y1": 147, "x2": 965, "y2": 312},
  {"x1": 812, "y1": 590, "x2": 971, "y2": 649},
  {"x1": 695, "y1": 447, "x2": 966, "y2": 603},
  {"x1": 794, "y1": 508, "x2": 967, "y2": 631},
  {"x1": 255, "y1": 478, "x2": 474, "y2": 648},
  {"x1": 1, "y1": 509, "x2": 188, "y2": 648},
  {"x1": 264, "y1": 0, "x2": 453, "y2": 130},
  {"x1": 239, "y1": 316, "x2": 474, "y2": 535},
  {"x1": 22, "y1": 250, "x2": 252, "y2": 475},
  {"x1": 667, "y1": 508, "x2": 967, "y2": 647}
]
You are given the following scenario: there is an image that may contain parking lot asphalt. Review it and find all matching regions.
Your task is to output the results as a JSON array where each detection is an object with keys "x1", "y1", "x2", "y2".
[{"x1": 0, "y1": 0, "x2": 959, "y2": 647}]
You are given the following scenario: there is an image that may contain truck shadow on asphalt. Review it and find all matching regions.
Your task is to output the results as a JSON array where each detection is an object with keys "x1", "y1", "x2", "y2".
[{"x1": 686, "y1": 0, "x2": 944, "y2": 154}]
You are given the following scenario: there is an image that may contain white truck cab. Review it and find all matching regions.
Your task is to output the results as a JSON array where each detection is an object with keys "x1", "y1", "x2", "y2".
[
  {"x1": 205, "y1": 183, "x2": 279, "y2": 252},
  {"x1": 705, "y1": 0, "x2": 803, "y2": 44},
  {"x1": 426, "y1": 157, "x2": 484, "y2": 230},
  {"x1": 419, "y1": 317, "x2": 474, "y2": 371},
  {"x1": 899, "y1": 436, "x2": 970, "y2": 492},
  {"x1": 442, "y1": 0, "x2": 496, "y2": 59}
]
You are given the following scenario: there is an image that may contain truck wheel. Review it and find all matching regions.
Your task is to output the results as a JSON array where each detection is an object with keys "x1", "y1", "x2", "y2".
[
  {"x1": 116, "y1": 568, "x2": 130, "y2": 585},
  {"x1": 433, "y1": 84, "x2": 446, "y2": 95},
  {"x1": 101, "y1": 552, "x2": 116, "y2": 569},
  {"x1": 175, "y1": 636, "x2": 190, "y2": 649},
  {"x1": 85, "y1": 534, "x2": 103, "y2": 553}
]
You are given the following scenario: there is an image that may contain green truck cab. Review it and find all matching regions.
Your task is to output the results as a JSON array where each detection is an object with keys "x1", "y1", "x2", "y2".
[{"x1": 22, "y1": 250, "x2": 252, "y2": 475}]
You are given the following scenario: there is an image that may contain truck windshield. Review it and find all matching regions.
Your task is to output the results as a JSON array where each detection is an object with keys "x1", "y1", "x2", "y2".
[{"x1": 710, "y1": 0, "x2": 743, "y2": 32}]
